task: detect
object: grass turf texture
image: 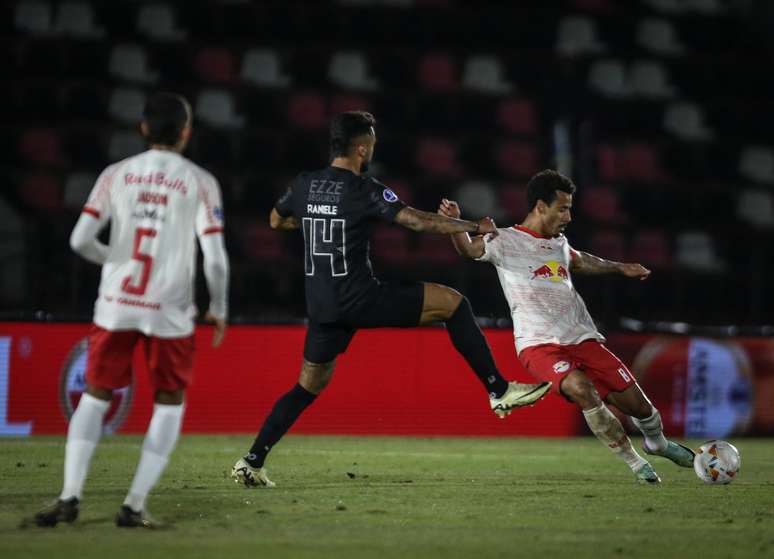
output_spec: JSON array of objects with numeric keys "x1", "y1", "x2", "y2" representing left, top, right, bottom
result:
[{"x1": 1, "y1": 436, "x2": 773, "y2": 559}]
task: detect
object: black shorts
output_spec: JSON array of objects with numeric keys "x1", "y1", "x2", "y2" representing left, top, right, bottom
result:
[{"x1": 303, "y1": 281, "x2": 424, "y2": 364}]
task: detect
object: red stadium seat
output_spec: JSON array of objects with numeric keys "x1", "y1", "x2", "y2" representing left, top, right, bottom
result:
[
  {"x1": 19, "y1": 128, "x2": 66, "y2": 167},
  {"x1": 495, "y1": 141, "x2": 539, "y2": 179},
  {"x1": 589, "y1": 230, "x2": 626, "y2": 262},
  {"x1": 287, "y1": 92, "x2": 327, "y2": 130},
  {"x1": 415, "y1": 137, "x2": 463, "y2": 178},
  {"x1": 193, "y1": 47, "x2": 237, "y2": 84},
  {"x1": 417, "y1": 52, "x2": 457, "y2": 92},
  {"x1": 596, "y1": 144, "x2": 624, "y2": 182},
  {"x1": 629, "y1": 230, "x2": 671, "y2": 269},
  {"x1": 621, "y1": 143, "x2": 667, "y2": 182},
  {"x1": 414, "y1": 235, "x2": 459, "y2": 265},
  {"x1": 371, "y1": 226, "x2": 412, "y2": 265},
  {"x1": 329, "y1": 93, "x2": 371, "y2": 115},
  {"x1": 579, "y1": 185, "x2": 626, "y2": 224},
  {"x1": 496, "y1": 98, "x2": 538, "y2": 136},
  {"x1": 242, "y1": 223, "x2": 287, "y2": 263},
  {"x1": 18, "y1": 173, "x2": 62, "y2": 212},
  {"x1": 499, "y1": 183, "x2": 529, "y2": 222}
]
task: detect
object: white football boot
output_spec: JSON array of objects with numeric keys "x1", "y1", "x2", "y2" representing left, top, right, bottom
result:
[
  {"x1": 489, "y1": 381, "x2": 552, "y2": 418},
  {"x1": 231, "y1": 457, "x2": 276, "y2": 488}
]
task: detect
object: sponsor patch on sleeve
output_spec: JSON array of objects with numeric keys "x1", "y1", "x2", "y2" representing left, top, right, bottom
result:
[{"x1": 382, "y1": 188, "x2": 398, "y2": 203}]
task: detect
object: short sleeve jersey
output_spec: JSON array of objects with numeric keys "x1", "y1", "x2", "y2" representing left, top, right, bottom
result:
[
  {"x1": 274, "y1": 166, "x2": 405, "y2": 322},
  {"x1": 83, "y1": 149, "x2": 225, "y2": 337},
  {"x1": 477, "y1": 225, "x2": 604, "y2": 354}
]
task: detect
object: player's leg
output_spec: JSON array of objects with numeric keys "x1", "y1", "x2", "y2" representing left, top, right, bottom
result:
[
  {"x1": 35, "y1": 327, "x2": 135, "y2": 527},
  {"x1": 560, "y1": 370, "x2": 658, "y2": 483},
  {"x1": 421, "y1": 282, "x2": 551, "y2": 413},
  {"x1": 240, "y1": 359, "x2": 332, "y2": 471},
  {"x1": 117, "y1": 334, "x2": 193, "y2": 527},
  {"x1": 233, "y1": 322, "x2": 352, "y2": 487},
  {"x1": 605, "y1": 384, "x2": 665, "y2": 450},
  {"x1": 576, "y1": 341, "x2": 695, "y2": 469},
  {"x1": 606, "y1": 385, "x2": 695, "y2": 468}
]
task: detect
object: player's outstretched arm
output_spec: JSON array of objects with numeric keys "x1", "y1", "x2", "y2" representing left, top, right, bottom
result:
[
  {"x1": 69, "y1": 212, "x2": 109, "y2": 265},
  {"x1": 437, "y1": 199, "x2": 486, "y2": 259},
  {"x1": 394, "y1": 206, "x2": 496, "y2": 237},
  {"x1": 572, "y1": 251, "x2": 651, "y2": 280},
  {"x1": 269, "y1": 207, "x2": 300, "y2": 230}
]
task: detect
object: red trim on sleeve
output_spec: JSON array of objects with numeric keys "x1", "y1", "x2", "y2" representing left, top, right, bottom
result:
[
  {"x1": 202, "y1": 227, "x2": 224, "y2": 235},
  {"x1": 82, "y1": 207, "x2": 101, "y2": 219},
  {"x1": 512, "y1": 225, "x2": 549, "y2": 239},
  {"x1": 570, "y1": 249, "x2": 580, "y2": 261}
]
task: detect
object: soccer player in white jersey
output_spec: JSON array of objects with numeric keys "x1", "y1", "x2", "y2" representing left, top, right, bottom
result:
[
  {"x1": 439, "y1": 169, "x2": 694, "y2": 483},
  {"x1": 34, "y1": 93, "x2": 229, "y2": 527}
]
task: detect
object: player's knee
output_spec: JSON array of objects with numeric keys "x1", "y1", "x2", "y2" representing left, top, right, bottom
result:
[
  {"x1": 155, "y1": 389, "x2": 184, "y2": 405},
  {"x1": 560, "y1": 373, "x2": 600, "y2": 408},
  {"x1": 422, "y1": 283, "x2": 463, "y2": 322},
  {"x1": 299, "y1": 360, "x2": 335, "y2": 394},
  {"x1": 86, "y1": 385, "x2": 113, "y2": 401},
  {"x1": 440, "y1": 288, "x2": 464, "y2": 319}
]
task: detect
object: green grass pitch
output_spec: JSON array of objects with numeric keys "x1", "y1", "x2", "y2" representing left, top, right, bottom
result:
[{"x1": 1, "y1": 436, "x2": 773, "y2": 559}]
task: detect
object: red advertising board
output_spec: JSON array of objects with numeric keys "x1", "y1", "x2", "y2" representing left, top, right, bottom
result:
[
  {"x1": 1, "y1": 323, "x2": 771, "y2": 438},
  {"x1": 0, "y1": 322, "x2": 580, "y2": 437}
]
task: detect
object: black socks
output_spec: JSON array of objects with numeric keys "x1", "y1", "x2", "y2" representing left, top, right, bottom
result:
[
  {"x1": 445, "y1": 297, "x2": 508, "y2": 398},
  {"x1": 245, "y1": 383, "x2": 317, "y2": 468}
]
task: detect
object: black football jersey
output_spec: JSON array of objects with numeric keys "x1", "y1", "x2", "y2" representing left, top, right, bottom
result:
[{"x1": 274, "y1": 166, "x2": 406, "y2": 322}]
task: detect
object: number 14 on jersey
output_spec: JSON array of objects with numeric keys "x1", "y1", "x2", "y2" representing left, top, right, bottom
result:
[{"x1": 302, "y1": 218, "x2": 348, "y2": 277}]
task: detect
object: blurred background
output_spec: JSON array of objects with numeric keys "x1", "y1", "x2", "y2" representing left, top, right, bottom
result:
[{"x1": 2, "y1": 0, "x2": 774, "y2": 331}]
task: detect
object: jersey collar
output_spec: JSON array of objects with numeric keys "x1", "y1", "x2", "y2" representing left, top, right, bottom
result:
[{"x1": 512, "y1": 225, "x2": 550, "y2": 239}]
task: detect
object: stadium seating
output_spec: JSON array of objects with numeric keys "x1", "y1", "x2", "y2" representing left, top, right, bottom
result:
[
  {"x1": 3, "y1": 0, "x2": 772, "y2": 324},
  {"x1": 52, "y1": 2, "x2": 104, "y2": 38},
  {"x1": 108, "y1": 88, "x2": 146, "y2": 124},
  {"x1": 241, "y1": 48, "x2": 292, "y2": 88}
]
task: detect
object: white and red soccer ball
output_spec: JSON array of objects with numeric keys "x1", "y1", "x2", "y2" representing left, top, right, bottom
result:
[{"x1": 694, "y1": 440, "x2": 741, "y2": 484}]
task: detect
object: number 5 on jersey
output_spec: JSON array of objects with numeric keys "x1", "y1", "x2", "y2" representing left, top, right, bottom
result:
[
  {"x1": 302, "y1": 218, "x2": 347, "y2": 277},
  {"x1": 121, "y1": 228, "x2": 157, "y2": 295}
]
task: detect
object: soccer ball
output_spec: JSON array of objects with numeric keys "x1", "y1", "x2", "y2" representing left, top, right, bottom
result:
[{"x1": 693, "y1": 440, "x2": 740, "y2": 484}]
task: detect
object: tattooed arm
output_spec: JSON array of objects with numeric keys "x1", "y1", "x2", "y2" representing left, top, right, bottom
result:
[
  {"x1": 394, "y1": 206, "x2": 497, "y2": 236},
  {"x1": 571, "y1": 250, "x2": 651, "y2": 280},
  {"x1": 436, "y1": 199, "x2": 486, "y2": 259}
]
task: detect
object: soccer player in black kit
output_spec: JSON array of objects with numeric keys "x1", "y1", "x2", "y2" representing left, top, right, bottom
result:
[{"x1": 232, "y1": 111, "x2": 551, "y2": 487}]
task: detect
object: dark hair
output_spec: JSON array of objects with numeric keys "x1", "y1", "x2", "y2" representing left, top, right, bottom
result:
[
  {"x1": 142, "y1": 92, "x2": 192, "y2": 146},
  {"x1": 329, "y1": 111, "x2": 376, "y2": 158},
  {"x1": 526, "y1": 169, "x2": 576, "y2": 210}
]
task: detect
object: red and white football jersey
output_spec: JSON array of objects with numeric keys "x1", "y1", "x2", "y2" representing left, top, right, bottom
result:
[
  {"x1": 477, "y1": 225, "x2": 604, "y2": 354},
  {"x1": 83, "y1": 149, "x2": 224, "y2": 337}
]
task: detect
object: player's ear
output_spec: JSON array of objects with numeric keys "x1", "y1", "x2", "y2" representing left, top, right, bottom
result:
[{"x1": 140, "y1": 121, "x2": 150, "y2": 139}]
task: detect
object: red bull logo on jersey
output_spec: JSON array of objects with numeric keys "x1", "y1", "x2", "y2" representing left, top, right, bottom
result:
[
  {"x1": 530, "y1": 261, "x2": 569, "y2": 282},
  {"x1": 124, "y1": 172, "x2": 188, "y2": 195}
]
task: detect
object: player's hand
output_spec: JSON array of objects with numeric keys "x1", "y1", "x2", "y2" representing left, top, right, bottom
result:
[
  {"x1": 477, "y1": 217, "x2": 499, "y2": 237},
  {"x1": 438, "y1": 198, "x2": 461, "y2": 219},
  {"x1": 619, "y1": 263, "x2": 651, "y2": 281},
  {"x1": 205, "y1": 311, "x2": 227, "y2": 347}
]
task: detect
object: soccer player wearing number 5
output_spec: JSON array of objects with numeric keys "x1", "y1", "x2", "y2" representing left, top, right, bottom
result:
[
  {"x1": 34, "y1": 93, "x2": 229, "y2": 527},
  {"x1": 438, "y1": 170, "x2": 695, "y2": 484},
  {"x1": 231, "y1": 111, "x2": 551, "y2": 487}
]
